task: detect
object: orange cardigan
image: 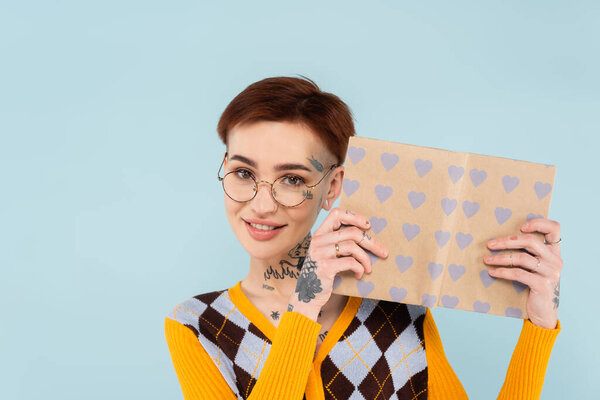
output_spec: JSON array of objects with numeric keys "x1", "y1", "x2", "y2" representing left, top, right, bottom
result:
[{"x1": 165, "y1": 283, "x2": 560, "y2": 399}]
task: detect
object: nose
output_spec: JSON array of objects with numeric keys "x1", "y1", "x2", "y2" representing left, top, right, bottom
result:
[{"x1": 251, "y1": 181, "x2": 278, "y2": 213}]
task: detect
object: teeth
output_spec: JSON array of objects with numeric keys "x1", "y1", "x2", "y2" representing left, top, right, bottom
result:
[{"x1": 249, "y1": 222, "x2": 279, "y2": 230}]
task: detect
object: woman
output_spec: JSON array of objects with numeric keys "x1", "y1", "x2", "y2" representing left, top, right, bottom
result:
[{"x1": 165, "y1": 76, "x2": 562, "y2": 400}]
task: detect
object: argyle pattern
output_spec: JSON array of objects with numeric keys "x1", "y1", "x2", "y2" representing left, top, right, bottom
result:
[{"x1": 166, "y1": 288, "x2": 428, "y2": 400}]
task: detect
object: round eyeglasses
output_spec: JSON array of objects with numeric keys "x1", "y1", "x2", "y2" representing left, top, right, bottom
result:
[{"x1": 217, "y1": 153, "x2": 339, "y2": 207}]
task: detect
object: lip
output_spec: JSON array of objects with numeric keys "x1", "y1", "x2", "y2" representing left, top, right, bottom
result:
[
  {"x1": 243, "y1": 218, "x2": 287, "y2": 227},
  {"x1": 244, "y1": 219, "x2": 286, "y2": 241}
]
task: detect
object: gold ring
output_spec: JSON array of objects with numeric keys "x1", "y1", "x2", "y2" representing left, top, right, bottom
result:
[{"x1": 335, "y1": 243, "x2": 341, "y2": 258}]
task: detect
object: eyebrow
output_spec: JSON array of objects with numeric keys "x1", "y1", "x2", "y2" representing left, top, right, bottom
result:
[{"x1": 229, "y1": 154, "x2": 313, "y2": 172}]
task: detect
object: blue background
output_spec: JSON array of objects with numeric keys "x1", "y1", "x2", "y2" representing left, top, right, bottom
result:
[{"x1": 1, "y1": 1, "x2": 598, "y2": 399}]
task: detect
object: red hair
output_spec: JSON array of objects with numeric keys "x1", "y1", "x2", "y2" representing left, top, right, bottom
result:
[{"x1": 217, "y1": 75, "x2": 355, "y2": 165}]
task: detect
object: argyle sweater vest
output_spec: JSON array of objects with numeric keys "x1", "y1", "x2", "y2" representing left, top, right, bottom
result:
[{"x1": 166, "y1": 288, "x2": 429, "y2": 400}]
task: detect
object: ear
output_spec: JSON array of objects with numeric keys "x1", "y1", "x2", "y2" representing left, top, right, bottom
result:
[{"x1": 322, "y1": 166, "x2": 344, "y2": 211}]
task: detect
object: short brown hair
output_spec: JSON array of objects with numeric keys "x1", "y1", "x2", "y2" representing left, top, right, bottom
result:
[{"x1": 217, "y1": 75, "x2": 355, "y2": 165}]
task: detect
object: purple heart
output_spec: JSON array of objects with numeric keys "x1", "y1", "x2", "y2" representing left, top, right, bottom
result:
[
  {"x1": 374, "y1": 184, "x2": 393, "y2": 203},
  {"x1": 441, "y1": 198, "x2": 457, "y2": 216},
  {"x1": 435, "y1": 230, "x2": 451, "y2": 248},
  {"x1": 333, "y1": 275, "x2": 342, "y2": 289},
  {"x1": 488, "y1": 237, "x2": 501, "y2": 255},
  {"x1": 342, "y1": 179, "x2": 360, "y2": 196},
  {"x1": 448, "y1": 264, "x2": 466, "y2": 281},
  {"x1": 428, "y1": 262, "x2": 443, "y2": 280},
  {"x1": 402, "y1": 223, "x2": 420, "y2": 241},
  {"x1": 473, "y1": 301, "x2": 491, "y2": 313},
  {"x1": 534, "y1": 182, "x2": 552, "y2": 200},
  {"x1": 414, "y1": 159, "x2": 433, "y2": 177},
  {"x1": 462, "y1": 201, "x2": 480, "y2": 218},
  {"x1": 408, "y1": 191, "x2": 426, "y2": 209},
  {"x1": 526, "y1": 213, "x2": 543, "y2": 221},
  {"x1": 356, "y1": 280, "x2": 375, "y2": 297},
  {"x1": 494, "y1": 207, "x2": 512, "y2": 225},
  {"x1": 365, "y1": 249, "x2": 379, "y2": 265},
  {"x1": 395, "y1": 255, "x2": 413, "y2": 273},
  {"x1": 505, "y1": 307, "x2": 523, "y2": 318},
  {"x1": 348, "y1": 146, "x2": 365, "y2": 164},
  {"x1": 389, "y1": 287, "x2": 408, "y2": 302},
  {"x1": 456, "y1": 232, "x2": 473, "y2": 250},
  {"x1": 447, "y1": 165, "x2": 464, "y2": 184},
  {"x1": 512, "y1": 280, "x2": 528, "y2": 294},
  {"x1": 380, "y1": 153, "x2": 399, "y2": 171},
  {"x1": 441, "y1": 295, "x2": 459, "y2": 308},
  {"x1": 421, "y1": 293, "x2": 437, "y2": 307},
  {"x1": 369, "y1": 217, "x2": 387, "y2": 234},
  {"x1": 480, "y1": 270, "x2": 496, "y2": 288},
  {"x1": 502, "y1": 175, "x2": 520, "y2": 194},
  {"x1": 469, "y1": 169, "x2": 487, "y2": 187}
]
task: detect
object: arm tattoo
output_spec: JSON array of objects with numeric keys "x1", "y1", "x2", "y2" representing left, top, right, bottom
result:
[
  {"x1": 552, "y1": 280, "x2": 560, "y2": 309},
  {"x1": 318, "y1": 331, "x2": 328, "y2": 341},
  {"x1": 295, "y1": 254, "x2": 323, "y2": 303},
  {"x1": 307, "y1": 155, "x2": 324, "y2": 172}
]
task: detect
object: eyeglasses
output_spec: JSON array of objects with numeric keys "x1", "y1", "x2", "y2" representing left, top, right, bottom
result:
[{"x1": 217, "y1": 152, "x2": 338, "y2": 207}]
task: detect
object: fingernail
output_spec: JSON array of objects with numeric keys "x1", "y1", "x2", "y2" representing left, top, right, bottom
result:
[
  {"x1": 488, "y1": 240, "x2": 496, "y2": 246},
  {"x1": 522, "y1": 223, "x2": 529, "y2": 230},
  {"x1": 365, "y1": 220, "x2": 370, "y2": 226}
]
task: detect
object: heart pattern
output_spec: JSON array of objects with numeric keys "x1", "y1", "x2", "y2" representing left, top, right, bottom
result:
[
  {"x1": 408, "y1": 191, "x2": 426, "y2": 209},
  {"x1": 369, "y1": 217, "x2": 387, "y2": 234},
  {"x1": 469, "y1": 168, "x2": 487, "y2": 187},
  {"x1": 338, "y1": 145, "x2": 554, "y2": 320},
  {"x1": 502, "y1": 175, "x2": 520, "y2": 193},
  {"x1": 448, "y1": 165, "x2": 464, "y2": 184},
  {"x1": 395, "y1": 255, "x2": 413, "y2": 273},
  {"x1": 414, "y1": 159, "x2": 433, "y2": 177},
  {"x1": 441, "y1": 198, "x2": 457, "y2": 215},
  {"x1": 462, "y1": 201, "x2": 480, "y2": 218},
  {"x1": 348, "y1": 146, "x2": 366, "y2": 164},
  {"x1": 380, "y1": 153, "x2": 399, "y2": 171},
  {"x1": 374, "y1": 184, "x2": 393, "y2": 203},
  {"x1": 389, "y1": 286, "x2": 408, "y2": 302},
  {"x1": 342, "y1": 179, "x2": 360, "y2": 196},
  {"x1": 402, "y1": 223, "x2": 421, "y2": 241}
]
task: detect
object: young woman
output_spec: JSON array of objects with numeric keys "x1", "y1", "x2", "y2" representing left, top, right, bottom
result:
[{"x1": 165, "y1": 76, "x2": 562, "y2": 400}]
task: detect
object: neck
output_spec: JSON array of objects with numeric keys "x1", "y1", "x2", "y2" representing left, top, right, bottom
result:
[{"x1": 241, "y1": 232, "x2": 311, "y2": 302}]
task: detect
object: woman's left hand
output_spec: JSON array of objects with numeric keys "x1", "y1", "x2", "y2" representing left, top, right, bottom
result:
[{"x1": 483, "y1": 217, "x2": 562, "y2": 329}]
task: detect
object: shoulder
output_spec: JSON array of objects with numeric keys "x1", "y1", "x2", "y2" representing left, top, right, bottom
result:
[{"x1": 165, "y1": 288, "x2": 232, "y2": 335}]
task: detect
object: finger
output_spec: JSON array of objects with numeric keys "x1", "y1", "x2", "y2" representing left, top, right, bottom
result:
[
  {"x1": 484, "y1": 251, "x2": 551, "y2": 277},
  {"x1": 331, "y1": 239, "x2": 373, "y2": 274},
  {"x1": 521, "y1": 217, "x2": 561, "y2": 257},
  {"x1": 487, "y1": 233, "x2": 551, "y2": 258},
  {"x1": 488, "y1": 265, "x2": 542, "y2": 292},
  {"x1": 330, "y1": 256, "x2": 366, "y2": 280},
  {"x1": 315, "y1": 207, "x2": 370, "y2": 235},
  {"x1": 326, "y1": 225, "x2": 388, "y2": 258}
]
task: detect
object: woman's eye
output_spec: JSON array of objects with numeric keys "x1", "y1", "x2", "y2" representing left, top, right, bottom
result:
[
  {"x1": 235, "y1": 169, "x2": 254, "y2": 180},
  {"x1": 282, "y1": 175, "x2": 305, "y2": 186}
]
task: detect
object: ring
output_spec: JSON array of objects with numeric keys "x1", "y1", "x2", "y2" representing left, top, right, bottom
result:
[
  {"x1": 335, "y1": 242, "x2": 341, "y2": 258},
  {"x1": 509, "y1": 252, "x2": 513, "y2": 267},
  {"x1": 545, "y1": 237, "x2": 562, "y2": 245},
  {"x1": 534, "y1": 256, "x2": 541, "y2": 272}
]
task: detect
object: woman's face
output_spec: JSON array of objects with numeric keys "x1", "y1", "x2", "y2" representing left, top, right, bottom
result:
[{"x1": 223, "y1": 120, "x2": 342, "y2": 262}]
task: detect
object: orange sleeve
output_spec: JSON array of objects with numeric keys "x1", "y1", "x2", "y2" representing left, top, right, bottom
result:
[
  {"x1": 165, "y1": 310, "x2": 322, "y2": 400},
  {"x1": 497, "y1": 318, "x2": 561, "y2": 399},
  {"x1": 423, "y1": 309, "x2": 561, "y2": 400}
]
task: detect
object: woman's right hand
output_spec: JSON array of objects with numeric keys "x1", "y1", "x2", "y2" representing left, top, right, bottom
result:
[{"x1": 287, "y1": 208, "x2": 389, "y2": 319}]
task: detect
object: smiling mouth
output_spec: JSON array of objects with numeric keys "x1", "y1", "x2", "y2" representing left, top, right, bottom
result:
[{"x1": 245, "y1": 221, "x2": 286, "y2": 231}]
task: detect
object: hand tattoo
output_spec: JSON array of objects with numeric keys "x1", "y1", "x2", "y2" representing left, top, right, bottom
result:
[{"x1": 295, "y1": 254, "x2": 323, "y2": 303}]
